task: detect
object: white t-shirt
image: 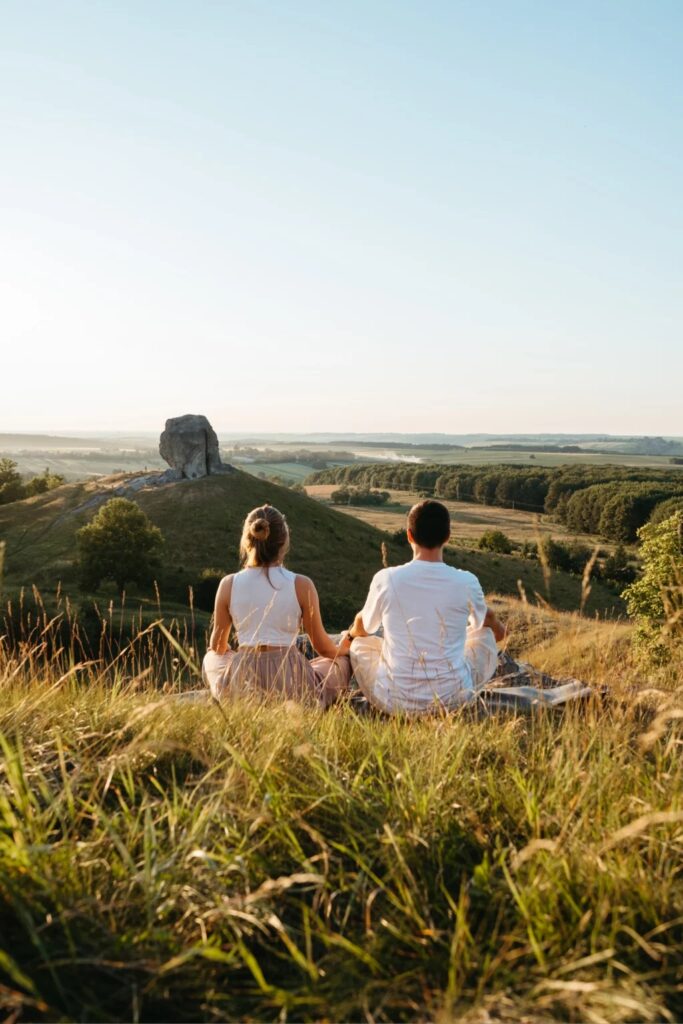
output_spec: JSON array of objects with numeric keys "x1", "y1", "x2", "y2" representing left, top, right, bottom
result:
[{"x1": 360, "y1": 559, "x2": 487, "y2": 711}]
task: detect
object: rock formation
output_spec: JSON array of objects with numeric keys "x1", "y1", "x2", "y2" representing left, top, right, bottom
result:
[{"x1": 159, "y1": 414, "x2": 231, "y2": 479}]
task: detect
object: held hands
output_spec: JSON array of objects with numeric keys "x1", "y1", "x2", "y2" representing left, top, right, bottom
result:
[{"x1": 336, "y1": 630, "x2": 353, "y2": 656}]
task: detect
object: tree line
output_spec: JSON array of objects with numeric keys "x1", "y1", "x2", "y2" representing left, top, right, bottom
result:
[{"x1": 308, "y1": 463, "x2": 683, "y2": 542}]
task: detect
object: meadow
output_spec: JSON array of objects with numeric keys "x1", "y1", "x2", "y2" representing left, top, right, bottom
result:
[
  {"x1": 1, "y1": 599, "x2": 682, "y2": 1022},
  {"x1": 0, "y1": 460, "x2": 680, "y2": 1020},
  {"x1": 306, "y1": 485, "x2": 608, "y2": 547}
]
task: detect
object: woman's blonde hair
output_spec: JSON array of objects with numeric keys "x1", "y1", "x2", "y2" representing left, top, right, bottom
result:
[{"x1": 239, "y1": 505, "x2": 289, "y2": 569}]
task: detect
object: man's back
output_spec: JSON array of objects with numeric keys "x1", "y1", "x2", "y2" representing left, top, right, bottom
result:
[{"x1": 359, "y1": 559, "x2": 487, "y2": 711}]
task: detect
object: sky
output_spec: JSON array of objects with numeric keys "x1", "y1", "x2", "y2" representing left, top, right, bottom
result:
[{"x1": 1, "y1": 0, "x2": 681, "y2": 435}]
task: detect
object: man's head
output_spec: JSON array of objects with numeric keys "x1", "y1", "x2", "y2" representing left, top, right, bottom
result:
[{"x1": 406, "y1": 499, "x2": 451, "y2": 550}]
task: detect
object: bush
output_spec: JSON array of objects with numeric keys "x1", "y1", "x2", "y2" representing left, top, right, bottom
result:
[
  {"x1": 538, "y1": 536, "x2": 572, "y2": 572},
  {"x1": 77, "y1": 498, "x2": 164, "y2": 595},
  {"x1": 478, "y1": 529, "x2": 513, "y2": 554},
  {"x1": 623, "y1": 512, "x2": 683, "y2": 664},
  {"x1": 330, "y1": 487, "x2": 390, "y2": 507},
  {"x1": 24, "y1": 467, "x2": 66, "y2": 497},
  {"x1": 193, "y1": 568, "x2": 225, "y2": 612},
  {"x1": 601, "y1": 543, "x2": 636, "y2": 587}
]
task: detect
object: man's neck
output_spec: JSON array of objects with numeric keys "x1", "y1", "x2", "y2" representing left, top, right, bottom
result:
[{"x1": 411, "y1": 545, "x2": 444, "y2": 563}]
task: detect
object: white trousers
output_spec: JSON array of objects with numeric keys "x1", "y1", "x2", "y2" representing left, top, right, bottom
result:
[{"x1": 350, "y1": 626, "x2": 499, "y2": 713}]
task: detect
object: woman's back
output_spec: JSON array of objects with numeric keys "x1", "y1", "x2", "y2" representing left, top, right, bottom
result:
[{"x1": 230, "y1": 566, "x2": 301, "y2": 647}]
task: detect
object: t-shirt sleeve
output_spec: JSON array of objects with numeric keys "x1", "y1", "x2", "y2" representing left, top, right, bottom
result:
[
  {"x1": 360, "y1": 571, "x2": 385, "y2": 634},
  {"x1": 467, "y1": 575, "x2": 487, "y2": 630}
]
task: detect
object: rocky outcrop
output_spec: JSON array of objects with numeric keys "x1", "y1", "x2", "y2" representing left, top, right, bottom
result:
[{"x1": 159, "y1": 414, "x2": 231, "y2": 479}]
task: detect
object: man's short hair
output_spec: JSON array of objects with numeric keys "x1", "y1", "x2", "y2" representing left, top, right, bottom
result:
[{"x1": 407, "y1": 499, "x2": 451, "y2": 549}]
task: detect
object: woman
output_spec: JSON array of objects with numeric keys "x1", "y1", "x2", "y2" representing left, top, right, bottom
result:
[{"x1": 202, "y1": 504, "x2": 352, "y2": 705}]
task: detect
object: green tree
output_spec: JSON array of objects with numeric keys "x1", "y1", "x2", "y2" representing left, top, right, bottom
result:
[
  {"x1": 77, "y1": 498, "x2": 163, "y2": 595},
  {"x1": 622, "y1": 512, "x2": 683, "y2": 664},
  {"x1": 0, "y1": 458, "x2": 24, "y2": 505},
  {"x1": 478, "y1": 529, "x2": 513, "y2": 554}
]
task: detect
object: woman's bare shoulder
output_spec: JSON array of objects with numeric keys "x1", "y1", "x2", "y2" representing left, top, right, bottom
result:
[
  {"x1": 294, "y1": 574, "x2": 317, "y2": 599},
  {"x1": 217, "y1": 573, "x2": 236, "y2": 596}
]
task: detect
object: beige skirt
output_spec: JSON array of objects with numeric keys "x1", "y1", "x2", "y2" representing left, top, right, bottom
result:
[{"x1": 202, "y1": 646, "x2": 351, "y2": 707}]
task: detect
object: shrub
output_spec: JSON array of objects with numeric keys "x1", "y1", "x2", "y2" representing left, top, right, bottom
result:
[
  {"x1": 538, "y1": 536, "x2": 572, "y2": 572},
  {"x1": 194, "y1": 568, "x2": 225, "y2": 612},
  {"x1": 478, "y1": 529, "x2": 513, "y2": 554},
  {"x1": 24, "y1": 467, "x2": 66, "y2": 496},
  {"x1": 330, "y1": 487, "x2": 390, "y2": 507},
  {"x1": 77, "y1": 498, "x2": 164, "y2": 595},
  {"x1": 622, "y1": 512, "x2": 683, "y2": 664},
  {"x1": 390, "y1": 528, "x2": 409, "y2": 546},
  {"x1": 601, "y1": 543, "x2": 636, "y2": 586}
]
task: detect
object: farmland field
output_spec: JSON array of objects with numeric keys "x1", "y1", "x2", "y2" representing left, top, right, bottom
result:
[{"x1": 306, "y1": 484, "x2": 613, "y2": 550}]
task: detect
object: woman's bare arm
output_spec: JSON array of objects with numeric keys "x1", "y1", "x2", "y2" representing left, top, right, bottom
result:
[
  {"x1": 295, "y1": 575, "x2": 351, "y2": 659},
  {"x1": 209, "y1": 575, "x2": 234, "y2": 653}
]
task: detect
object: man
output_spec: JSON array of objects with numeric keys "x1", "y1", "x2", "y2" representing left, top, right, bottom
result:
[{"x1": 347, "y1": 499, "x2": 505, "y2": 713}]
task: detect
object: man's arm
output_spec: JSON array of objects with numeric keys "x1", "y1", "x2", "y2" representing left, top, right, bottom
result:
[
  {"x1": 348, "y1": 611, "x2": 369, "y2": 638},
  {"x1": 484, "y1": 607, "x2": 506, "y2": 643}
]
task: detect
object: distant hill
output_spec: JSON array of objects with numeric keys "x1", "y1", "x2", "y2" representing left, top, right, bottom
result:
[
  {"x1": 0, "y1": 432, "x2": 111, "y2": 450},
  {"x1": 0, "y1": 468, "x2": 623, "y2": 623}
]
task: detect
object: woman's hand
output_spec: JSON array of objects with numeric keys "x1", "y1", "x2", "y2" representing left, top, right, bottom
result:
[
  {"x1": 336, "y1": 631, "x2": 353, "y2": 656},
  {"x1": 295, "y1": 575, "x2": 350, "y2": 659}
]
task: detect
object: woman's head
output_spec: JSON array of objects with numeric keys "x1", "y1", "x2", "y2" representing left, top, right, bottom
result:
[{"x1": 240, "y1": 505, "x2": 289, "y2": 567}]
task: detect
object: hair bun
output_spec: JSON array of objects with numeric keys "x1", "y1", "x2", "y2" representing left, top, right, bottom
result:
[{"x1": 249, "y1": 517, "x2": 271, "y2": 541}]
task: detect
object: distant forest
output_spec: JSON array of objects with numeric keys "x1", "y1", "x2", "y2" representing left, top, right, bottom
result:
[{"x1": 308, "y1": 463, "x2": 683, "y2": 542}]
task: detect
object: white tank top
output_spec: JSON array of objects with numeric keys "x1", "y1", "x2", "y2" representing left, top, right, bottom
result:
[{"x1": 229, "y1": 567, "x2": 301, "y2": 647}]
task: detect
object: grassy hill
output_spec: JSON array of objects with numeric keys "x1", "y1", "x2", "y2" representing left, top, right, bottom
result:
[
  {"x1": 0, "y1": 604, "x2": 681, "y2": 1022},
  {"x1": 0, "y1": 471, "x2": 407, "y2": 627},
  {"x1": 0, "y1": 469, "x2": 623, "y2": 628}
]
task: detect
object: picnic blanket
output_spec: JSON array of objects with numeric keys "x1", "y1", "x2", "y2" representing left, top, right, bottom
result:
[{"x1": 345, "y1": 647, "x2": 596, "y2": 717}]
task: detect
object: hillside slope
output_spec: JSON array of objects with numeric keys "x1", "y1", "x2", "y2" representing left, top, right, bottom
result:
[
  {"x1": 0, "y1": 471, "x2": 407, "y2": 625},
  {"x1": 0, "y1": 469, "x2": 623, "y2": 624}
]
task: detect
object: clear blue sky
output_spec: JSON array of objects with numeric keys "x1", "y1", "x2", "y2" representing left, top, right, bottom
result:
[{"x1": 2, "y1": 0, "x2": 681, "y2": 434}]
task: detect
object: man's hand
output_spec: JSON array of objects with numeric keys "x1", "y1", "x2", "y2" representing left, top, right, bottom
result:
[
  {"x1": 348, "y1": 612, "x2": 368, "y2": 639},
  {"x1": 484, "y1": 607, "x2": 506, "y2": 643}
]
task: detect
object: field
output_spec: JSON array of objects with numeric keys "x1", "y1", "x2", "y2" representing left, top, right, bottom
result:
[
  {"x1": 5, "y1": 434, "x2": 683, "y2": 486},
  {"x1": 1, "y1": 602, "x2": 682, "y2": 1022},
  {"x1": 306, "y1": 485, "x2": 609, "y2": 548}
]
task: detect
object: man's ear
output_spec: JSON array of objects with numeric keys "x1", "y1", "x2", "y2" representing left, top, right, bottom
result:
[{"x1": 407, "y1": 527, "x2": 415, "y2": 545}]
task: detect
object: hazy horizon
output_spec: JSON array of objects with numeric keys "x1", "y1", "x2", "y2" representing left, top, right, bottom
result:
[
  {"x1": 3, "y1": 427, "x2": 683, "y2": 444},
  {"x1": 3, "y1": 1, "x2": 681, "y2": 435}
]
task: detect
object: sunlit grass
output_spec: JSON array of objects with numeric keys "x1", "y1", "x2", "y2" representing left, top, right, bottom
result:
[{"x1": 1, "y1": 601, "x2": 682, "y2": 1022}]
